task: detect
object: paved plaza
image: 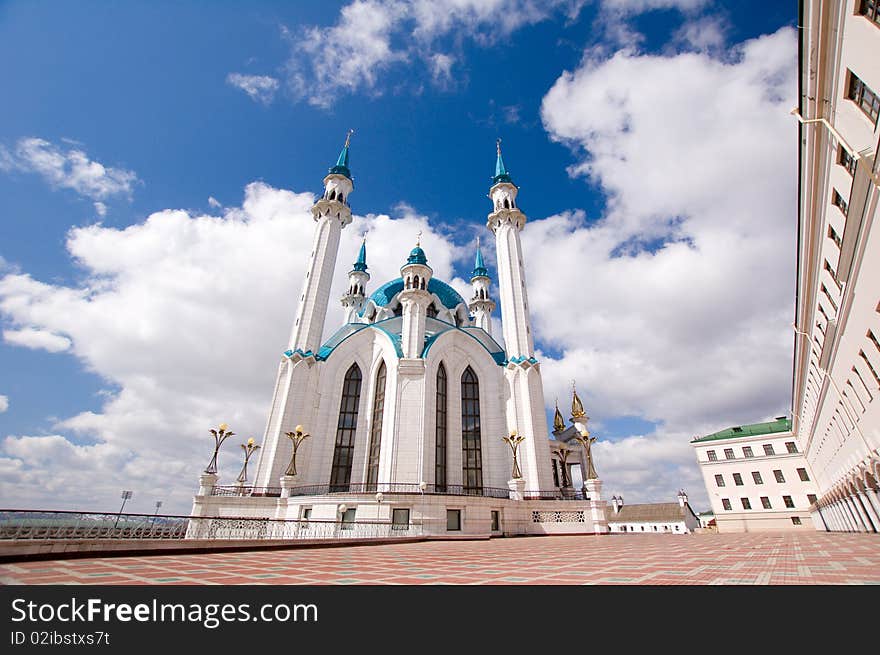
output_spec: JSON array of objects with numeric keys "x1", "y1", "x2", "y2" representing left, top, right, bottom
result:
[{"x1": 1, "y1": 532, "x2": 878, "y2": 585}]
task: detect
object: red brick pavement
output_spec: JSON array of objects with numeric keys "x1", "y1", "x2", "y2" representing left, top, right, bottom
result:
[{"x1": 1, "y1": 532, "x2": 878, "y2": 585}]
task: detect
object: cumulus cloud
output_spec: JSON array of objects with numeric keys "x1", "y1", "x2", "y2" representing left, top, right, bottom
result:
[
  {"x1": 226, "y1": 73, "x2": 280, "y2": 105},
  {"x1": 0, "y1": 182, "x2": 467, "y2": 512},
  {"x1": 531, "y1": 26, "x2": 798, "y2": 507},
  {"x1": 0, "y1": 137, "x2": 138, "y2": 202},
  {"x1": 0, "y1": 395, "x2": 8, "y2": 413}
]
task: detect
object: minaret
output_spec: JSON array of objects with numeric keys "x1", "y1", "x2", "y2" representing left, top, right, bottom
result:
[
  {"x1": 287, "y1": 130, "x2": 354, "y2": 354},
  {"x1": 398, "y1": 235, "x2": 433, "y2": 358},
  {"x1": 488, "y1": 139, "x2": 534, "y2": 359},
  {"x1": 468, "y1": 237, "x2": 495, "y2": 335},
  {"x1": 488, "y1": 139, "x2": 554, "y2": 492},
  {"x1": 341, "y1": 237, "x2": 369, "y2": 324}
]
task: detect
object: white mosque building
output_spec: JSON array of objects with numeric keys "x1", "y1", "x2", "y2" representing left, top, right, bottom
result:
[{"x1": 189, "y1": 136, "x2": 610, "y2": 538}]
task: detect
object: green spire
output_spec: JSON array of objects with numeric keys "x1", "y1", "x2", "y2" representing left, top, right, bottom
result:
[
  {"x1": 471, "y1": 237, "x2": 489, "y2": 279},
  {"x1": 328, "y1": 129, "x2": 354, "y2": 179},
  {"x1": 492, "y1": 137, "x2": 514, "y2": 185},
  {"x1": 353, "y1": 236, "x2": 368, "y2": 272}
]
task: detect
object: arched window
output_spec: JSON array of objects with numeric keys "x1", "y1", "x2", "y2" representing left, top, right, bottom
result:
[
  {"x1": 420, "y1": 278, "x2": 426, "y2": 290},
  {"x1": 503, "y1": 198, "x2": 510, "y2": 209},
  {"x1": 366, "y1": 361, "x2": 386, "y2": 488},
  {"x1": 338, "y1": 193, "x2": 344, "y2": 203},
  {"x1": 426, "y1": 304, "x2": 438, "y2": 318},
  {"x1": 435, "y1": 363, "x2": 448, "y2": 492},
  {"x1": 406, "y1": 277, "x2": 411, "y2": 289},
  {"x1": 329, "y1": 189, "x2": 336, "y2": 200},
  {"x1": 461, "y1": 366, "x2": 483, "y2": 493},
  {"x1": 329, "y1": 364, "x2": 362, "y2": 491},
  {"x1": 413, "y1": 275, "x2": 420, "y2": 289}
]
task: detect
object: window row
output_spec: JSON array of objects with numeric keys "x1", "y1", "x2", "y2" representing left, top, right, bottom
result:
[
  {"x1": 706, "y1": 441, "x2": 798, "y2": 461},
  {"x1": 714, "y1": 468, "x2": 810, "y2": 487},
  {"x1": 720, "y1": 494, "x2": 817, "y2": 511},
  {"x1": 860, "y1": 0, "x2": 880, "y2": 27},
  {"x1": 847, "y1": 70, "x2": 880, "y2": 125}
]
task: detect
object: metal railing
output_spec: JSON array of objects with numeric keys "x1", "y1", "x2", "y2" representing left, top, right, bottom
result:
[
  {"x1": 0, "y1": 509, "x2": 421, "y2": 542},
  {"x1": 210, "y1": 482, "x2": 513, "y2": 499}
]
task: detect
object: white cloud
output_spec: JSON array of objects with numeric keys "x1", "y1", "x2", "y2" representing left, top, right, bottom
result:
[
  {"x1": 0, "y1": 395, "x2": 8, "y2": 413},
  {"x1": 3, "y1": 328, "x2": 72, "y2": 353},
  {"x1": 533, "y1": 26, "x2": 798, "y2": 507},
  {"x1": 208, "y1": 196, "x2": 222, "y2": 208},
  {"x1": 671, "y1": 15, "x2": 727, "y2": 53},
  {"x1": 226, "y1": 73, "x2": 280, "y2": 105},
  {"x1": 0, "y1": 182, "x2": 466, "y2": 513},
  {"x1": 94, "y1": 201, "x2": 107, "y2": 217},
  {"x1": 0, "y1": 137, "x2": 139, "y2": 202}
]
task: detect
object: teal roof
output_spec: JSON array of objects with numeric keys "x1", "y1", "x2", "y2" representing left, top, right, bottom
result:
[
  {"x1": 405, "y1": 246, "x2": 428, "y2": 266},
  {"x1": 493, "y1": 148, "x2": 515, "y2": 186},
  {"x1": 692, "y1": 417, "x2": 792, "y2": 443},
  {"x1": 352, "y1": 240, "x2": 367, "y2": 272},
  {"x1": 365, "y1": 277, "x2": 465, "y2": 312},
  {"x1": 328, "y1": 141, "x2": 351, "y2": 179},
  {"x1": 471, "y1": 243, "x2": 489, "y2": 278}
]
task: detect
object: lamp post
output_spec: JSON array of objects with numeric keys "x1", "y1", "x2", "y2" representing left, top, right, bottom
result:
[
  {"x1": 502, "y1": 430, "x2": 525, "y2": 480},
  {"x1": 283, "y1": 426, "x2": 311, "y2": 477},
  {"x1": 151, "y1": 501, "x2": 162, "y2": 529},
  {"x1": 113, "y1": 490, "x2": 133, "y2": 530},
  {"x1": 375, "y1": 492, "x2": 384, "y2": 536},
  {"x1": 205, "y1": 423, "x2": 234, "y2": 474},
  {"x1": 236, "y1": 438, "x2": 261, "y2": 485}
]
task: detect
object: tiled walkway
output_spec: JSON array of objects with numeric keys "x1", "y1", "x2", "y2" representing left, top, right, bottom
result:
[{"x1": 1, "y1": 532, "x2": 878, "y2": 585}]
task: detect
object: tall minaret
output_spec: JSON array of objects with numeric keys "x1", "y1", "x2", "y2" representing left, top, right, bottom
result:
[
  {"x1": 341, "y1": 237, "x2": 369, "y2": 324},
  {"x1": 468, "y1": 237, "x2": 495, "y2": 335},
  {"x1": 488, "y1": 139, "x2": 534, "y2": 359},
  {"x1": 398, "y1": 235, "x2": 433, "y2": 358},
  {"x1": 287, "y1": 130, "x2": 354, "y2": 354},
  {"x1": 488, "y1": 139, "x2": 554, "y2": 492}
]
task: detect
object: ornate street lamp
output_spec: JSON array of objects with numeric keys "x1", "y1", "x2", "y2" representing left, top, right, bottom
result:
[
  {"x1": 113, "y1": 490, "x2": 133, "y2": 530},
  {"x1": 236, "y1": 438, "x2": 261, "y2": 484},
  {"x1": 573, "y1": 428, "x2": 599, "y2": 480},
  {"x1": 205, "y1": 423, "x2": 234, "y2": 474},
  {"x1": 552, "y1": 446, "x2": 572, "y2": 487},
  {"x1": 283, "y1": 425, "x2": 311, "y2": 477},
  {"x1": 502, "y1": 430, "x2": 525, "y2": 480}
]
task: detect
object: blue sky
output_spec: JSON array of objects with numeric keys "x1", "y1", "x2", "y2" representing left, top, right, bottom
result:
[{"x1": 0, "y1": 1, "x2": 799, "y2": 512}]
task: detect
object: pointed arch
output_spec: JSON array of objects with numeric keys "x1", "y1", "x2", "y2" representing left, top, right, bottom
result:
[
  {"x1": 329, "y1": 363, "x2": 362, "y2": 491},
  {"x1": 435, "y1": 362, "x2": 448, "y2": 492},
  {"x1": 461, "y1": 365, "x2": 483, "y2": 492},
  {"x1": 366, "y1": 360, "x2": 387, "y2": 487},
  {"x1": 329, "y1": 189, "x2": 336, "y2": 200}
]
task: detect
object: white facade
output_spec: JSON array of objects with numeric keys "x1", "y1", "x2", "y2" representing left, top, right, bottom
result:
[
  {"x1": 793, "y1": 0, "x2": 880, "y2": 532},
  {"x1": 605, "y1": 492, "x2": 701, "y2": 534},
  {"x1": 190, "y1": 139, "x2": 609, "y2": 538},
  {"x1": 692, "y1": 420, "x2": 820, "y2": 533}
]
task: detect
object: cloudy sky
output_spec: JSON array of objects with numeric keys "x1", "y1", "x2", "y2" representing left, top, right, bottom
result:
[{"x1": 0, "y1": 0, "x2": 798, "y2": 513}]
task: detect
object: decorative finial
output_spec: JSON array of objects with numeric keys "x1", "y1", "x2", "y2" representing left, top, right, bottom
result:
[
  {"x1": 476, "y1": 235, "x2": 480, "y2": 249},
  {"x1": 344, "y1": 128, "x2": 354, "y2": 148},
  {"x1": 496, "y1": 137, "x2": 502, "y2": 156},
  {"x1": 416, "y1": 230, "x2": 422, "y2": 247}
]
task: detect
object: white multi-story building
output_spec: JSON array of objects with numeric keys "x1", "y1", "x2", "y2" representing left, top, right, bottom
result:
[
  {"x1": 792, "y1": 0, "x2": 880, "y2": 532},
  {"x1": 189, "y1": 138, "x2": 610, "y2": 538},
  {"x1": 692, "y1": 418, "x2": 819, "y2": 533}
]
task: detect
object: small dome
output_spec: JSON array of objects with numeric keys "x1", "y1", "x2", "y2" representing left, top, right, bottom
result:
[{"x1": 406, "y1": 246, "x2": 428, "y2": 265}]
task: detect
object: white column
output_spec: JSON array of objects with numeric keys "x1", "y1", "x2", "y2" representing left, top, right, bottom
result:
[
  {"x1": 843, "y1": 497, "x2": 865, "y2": 532},
  {"x1": 857, "y1": 492, "x2": 879, "y2": 532},
  {"x1": 863, "y1": 487, "x2": 880, "y2": 529},
  {"x1": 852, "y1": 493, "x2": 876, "y2": 532}
]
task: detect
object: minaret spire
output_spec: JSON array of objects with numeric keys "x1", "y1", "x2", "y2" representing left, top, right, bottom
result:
[
  {"x1": 329, "y1": 129, "x2": 354, "y2": 179},
  {"x1": 468, "y1": 236, "x2": 494, "y2": 334},
  {"x1": 493, "y1": 137, "x2": 514, "y2": 185}
]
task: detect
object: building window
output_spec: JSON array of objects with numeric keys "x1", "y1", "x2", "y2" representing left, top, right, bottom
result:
[
  {"x1": 435, "y1": 363, "x2": 448, "y2": 492},
  {"x1": 839, "y1": 145, "x2": 857, "y2": 175},
  {"x1": 461, "y1": 366, "x2": 483, "y2": 493},
  {"x1": 763, "y1": 444, "x2": 775, "y2": 456},
  {"x1": 724, "y1": 448, "x2": 735, "y2": 460},
  {"x1": 366, "y1": 361, "x2": 387, "y2": 487},
  {"x1": 741, "y1": 498, "x2": 752, "y2": 510},
  {"x1": 832, "y1": 189, "x2": 849, "y2": 215},
  {"x1": 797, "y1": 468, "x2": 810, "y2": 482},
  {"x1": 733, "y1": 473, "x2": 744, "y2": 486},
  {"x1": 783, "y1": 495, "x2": 795, "y2": 509},
  {"x1": 392, "y1": 508, "x2": 410, "y2": 531},
  {"x1": 552, "y1": 459, "x2": 560, "y2": 487},
  {"x1": 828, "y1": 224, "x2": 842, "y2": 248},
  {"x1": 491, "y1": 510, "x2": 500, "y2": 532},
  {"x1": 707, "y1": 450, "x2": 717, "y2": 461},
  {"x1": 721, "y1": 498, "x2": 732, "y2": 511},
  {"x1": 859, "y1": 349, "x2": 880, "y2": 387},
  {"x1": 715, "y1": 474, "x2": 725, "y2": 487},
  {"x1": 791, "y1": 516, "x2": 802, "y2": 525},
  {"x1": 774, "y1": 469, "x2": 786, "y2": 483},
  {"x1": 301, "y1": 507, "x2": 312, "y2": 521},
  {"x1": 869, "y1": 330, "x2": 880, "y2": 354},
  {"x1": 329, "y1": 364, "x2": 363, "y2": 491},
  {"x1": 785, "y1": 441, "x2": 798, "y2": 454},
  {"x1": 848, "y1": 71, "x2": 880, "y2": 124},
  {"x1": 742, "y1": 446, "x2": 754, "y2": 458},
  {"x1": 860, "y1": 0, "x2": 880, "y2": 27},
  {"x1": 761, "y1": 496, "x2": 772, "y2": 509},
  {"x1": 752, "y1": 471, "x2": 763, "y2": 485},
  {"x1": 340, "y1": 507, "x2": 356, "y2": 530},
  {"x1": 808, "y1": 494, "x2": 818, "y2": 505},
  {"x1": 821, "y1": 284, "x2": 839, "y2": 312},
  {"x1": 446, "y1": 509, "x2": 462, "y2": 531}
]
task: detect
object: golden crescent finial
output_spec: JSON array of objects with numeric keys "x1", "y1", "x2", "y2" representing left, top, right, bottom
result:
[
  {"x1": 344, "y1": 128, "x2": 354, "y2": 148},
  {"x1": 416, "y1": 230, "x2": 422, "y2": 247},
  {"x1": 496, "y1": 137, "x2": 502, "y2": 156}
]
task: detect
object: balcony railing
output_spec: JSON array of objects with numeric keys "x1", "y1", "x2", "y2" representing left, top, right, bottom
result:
[{"x1": 209, "y1": 482, "x2": 512, "y2": 499}]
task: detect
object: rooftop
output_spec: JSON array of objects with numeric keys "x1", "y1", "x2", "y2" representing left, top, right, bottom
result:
[{"x1": 692, "y1": 417, "x2": 791, "y2": 443}]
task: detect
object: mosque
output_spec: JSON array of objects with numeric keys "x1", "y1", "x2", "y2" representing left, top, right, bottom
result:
[{"x1": 189, "y1": 135, "x2": 611, "y2": 537}]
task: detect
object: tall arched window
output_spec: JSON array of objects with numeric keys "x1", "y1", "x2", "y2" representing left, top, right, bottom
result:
[
  {"x1": 329, "y1": 363, "x2": 362, "y2": 492},
  {"x1": 366, "y1": 361, "x2": 387, "y2": 488},
  {"x1": 461, "y1": 366, "x2": 483, "y2": 493},
  {"x1": 435, "y1": 363, "x2": 448, "y2": 492}
]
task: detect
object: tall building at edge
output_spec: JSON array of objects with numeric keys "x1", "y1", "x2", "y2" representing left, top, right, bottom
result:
[
  {"x1": 793, "y1": 0, "x2": 880, "y2": 532},
  {"x1": 188, "y1": 138, "x2": 613, "y2": 538}
]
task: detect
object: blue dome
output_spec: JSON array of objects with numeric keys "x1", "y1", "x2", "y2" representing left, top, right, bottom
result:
[
  {"x1": 406, "y1": 246, "x2": 428, "y2": 265},
  {"x1": 367, "y1": 277, "x2": 465, "y2": 312}
]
